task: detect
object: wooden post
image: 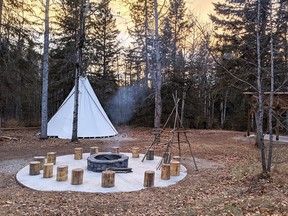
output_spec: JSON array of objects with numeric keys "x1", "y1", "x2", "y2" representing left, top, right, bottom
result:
[
  {"x1": 29, "y1": 161, "x2": 40, "y2": 175},
  {"x1": 33, "y1": 156, "x2": 45, "y2": 170},
  {"x1": 56, "y1": 165, "x2": 68, "y2": 181},
  {"x1": 101, "y1": 170, "x2": 115, "y2": 188},
  {"x1": 43, "y1": 163, "x2": 54, "y2": 178},
  {"x1": 146, "y1": 149, "x2": 154, "y2": 160},
  {"x1": 161, "y1": 163, "x2": 170, "y2": 180},
  {"x1": 170, "y1": 160, "x2": 180, "y2": 176},
  {"x1": 47, "y1": 152, "x2": 56, "y2": 165},
  {"x1": 131, "y1": 147, "x2": 139, "y2": 158},
  {"x1": 71, "y1": 168, "x2": 84, "y2": 185},
  {"x1": 90, "y1": 146, "x2": 98, "y2": 155},
  {"x1": 111, "y1": 147, "x2": 120, "y2": 154},
  {"x1": 143, "y1": 170, "x2": 155, "y2": 187},
  {"x1": 172, "y1": 156, "x2": 181, "y2": 162},
  {"x1": 74, "y1": 148, "x2": 83, "y2": 160}
]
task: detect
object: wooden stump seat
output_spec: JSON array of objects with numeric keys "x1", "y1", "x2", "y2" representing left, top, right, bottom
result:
[
  {"x1": 47, "y1": 152, "x2": 56, "y2": 165},
  {"x1": 56, "y1": 165, "x2": 68, "y2": 181},
  {"x1": 161, "y1": 163, "x2": 170, "y2": 180},
  {"x1": 131, "y1": 147, "x2": 139, "y2": 158},
  {"x1": 33, "y1": 156, "x2": 45, "y2": 170},
  {"x1": 74, "y1": 148, "x2": 83, "y2": 160},
  {"x1": 90, "y1": 146, "x2": 99, "y2": 155},
  {"x1": 101, "y1": 170, "x2": 115, "y2": 188},
  {"x1": 146, "y1": 149, "x2": 154, "y2": 160},
  {"x1": 170, "y1": 160, "x2": 181, "y2": 176},
  {"x1": 71, "y1": 168, "x2": 84, "y2": 185},
  {"x1": 43, "y1": 163, "x2": 54, "y2": 178},
  {"x1": 143, "y1": 170, "x2": 155, "y2": 187},
  {"x1": 111, "y1": 147, "x2": 120, "y2": 154},
  {"x1": 29, "y1": 161, "x2": 40, "y2": 175}
]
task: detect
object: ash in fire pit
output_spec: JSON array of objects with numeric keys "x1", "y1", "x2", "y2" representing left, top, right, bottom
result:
[{"x1": 87, "y1": 153, "x2": 129, "y2": 172}]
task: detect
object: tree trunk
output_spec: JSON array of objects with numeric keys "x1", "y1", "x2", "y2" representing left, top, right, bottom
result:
[
  {"x1": 0, "y1": 0, "x2": 3, "y2": 39},
  {"x1": 71, "y1": 0, "x2": 90, "y2": 142},
  {"x1": 153, "y1": 0, "x2": 162, "y2": 129},
  {"x1": 40, "y1": 0, "x2": 50, "y2": 139},
  {"x1": 267, "y1": 0, "x2": 274, "y2": 172},
  {"x1": 144, "y1": 0, "x2": 149, "y2": 88},
  {"x1": 180, "y1": 91, "x2": 187, "y2": 126},
  {"x1": 256, "y1": 0, "x2": 266, "y2": 173}
]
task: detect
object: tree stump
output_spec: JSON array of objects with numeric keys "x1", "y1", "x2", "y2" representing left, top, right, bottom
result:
[
  {"x1": 56, "y1": 165, "x2": 68, "y2": 181},
  {"x1": 170, "y1": 160, "x2": 181, "y2": 176},
  {"x1": 43, "y1": 163, "x2": 54, "y2": 178},
  {"x1": 101, "y1": 170, "x2": 115, "y2": 188},
  {"x1": 111, "y1": 147, "x2": 120, "y2": 154},
  {"x1": 33, "y1": 156, "x2": 45, "y2": 170},
  {"x1": 172, "y1": 156, "x2": 181, "y2": 162},
  {"x1": 29, "y1": 161, "x2": 40, "y2": 175},
  {"x1": 90, "y1": 146, "x2": 99, "y2": 155},
  {"x1": 74, "y1": 148, "x2": 83, "y2": 160},
  {"x1": 47, "y1": 152, "x2": 56, "y2": 165},
  {"x1": 143, "y1": 170, "x2": 155, "y2": 187},
  {"x1": 161, "y1": 163, "x2": 170, "y2": 180},
  {"x1": 146, "y1": 149, "x2": 154, "y2": 160},
  {"x1": 131, "y1": 147, "x2": 139, "y2": 158},
  {"x1": 71, "y1": 168, "x2": 84, "y2": 185}
]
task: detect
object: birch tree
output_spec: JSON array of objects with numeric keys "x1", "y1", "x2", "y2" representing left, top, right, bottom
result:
[
  {"x1": 153, "y1": 0, "x2": 162, "y2": 129},
  {"x1": 40, "y1": 0, "x2": 50, "y2": 139}
]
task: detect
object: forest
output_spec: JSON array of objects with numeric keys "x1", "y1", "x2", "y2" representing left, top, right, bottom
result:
[{"x1": 0, "y1": 0, "x2": 287, "y2": 133}]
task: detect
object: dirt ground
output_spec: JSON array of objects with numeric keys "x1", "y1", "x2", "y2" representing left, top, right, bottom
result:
[{"x1": 1, "y1": 127, "x2": 288, "y2": 215}]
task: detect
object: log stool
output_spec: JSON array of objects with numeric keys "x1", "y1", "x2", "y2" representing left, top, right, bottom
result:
[
  {"x1": 170, "y1": 160, "x2": 181, "y2": 176},
  {"x1": 111, "y1": 147, "x2": 120, "y2": 154},
  {"x1": 74, "y1": 148, "x2": 83, "y2": 160},
  {"x1": 131, "y1": 147, "x2": 139, "y2": 158},
  {"x1": 47, "y1": 152, "x2": 56, "y2": 165},
  {"x1": 101, "y1": 170, "x2": 115, "y2": 188},
  {"x1": 29, "y1": 161, "x2": 40, "y2": 175},
  {"x1": 90, "y1": 146, "x2": 99, "y2": 155},
  {"x1": 56, "y1": 165, "x2": 68, "y2": 181},
  {"x1": 43, "y1": 163, "x2": 54, "y2": 178},
  {"x1": 143, "y1": 170, "x2": 155, "y2": 187},
  {"x1": 33, "y1": 156, "x2": 45, "y2": 170},
  {"x1": 71, "y1": 168, "x2": 84, "y2": 185},
  {"x1": 161, "y1": 163, "x2": 170, "y2": 180},
  {"x1": 172, "y1": 155, "x2": 181, "y2": 162},
  {"x1": 146, "y1": 149, "x2": 154, "y2": 160}
]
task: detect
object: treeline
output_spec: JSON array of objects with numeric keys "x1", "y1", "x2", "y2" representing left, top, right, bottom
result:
[{"x1": 0, "y1": 0, "x2": 287, "y2": 131}]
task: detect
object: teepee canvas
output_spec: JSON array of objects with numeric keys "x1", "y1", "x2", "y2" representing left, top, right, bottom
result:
[{"x1": 47, "y1": 76, "x2": 118, "y2": 139}]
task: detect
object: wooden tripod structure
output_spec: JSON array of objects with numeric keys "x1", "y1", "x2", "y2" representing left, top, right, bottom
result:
[{"x1": 142, "y1": 93, "x2": 198, "y2": 171}]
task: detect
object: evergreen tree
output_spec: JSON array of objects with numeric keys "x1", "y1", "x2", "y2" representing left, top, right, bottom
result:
[
  {"x1": 87, "y1": 0, "x2": 121, "y2": 79},
  {"x1": 49, "y1": 0, "x2": 82, "y2": 116},
  {"x1": 0, "y1": 0, "x2": 41, "y2": 125}
]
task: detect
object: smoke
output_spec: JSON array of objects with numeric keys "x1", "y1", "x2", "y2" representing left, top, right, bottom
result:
[{"x1": 107, "y1": 85, "x2": 147, "y2": 125}]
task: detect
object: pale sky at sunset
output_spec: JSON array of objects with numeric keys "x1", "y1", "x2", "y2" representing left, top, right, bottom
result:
[{"x1": 109, "y1": 0, "x2": 225, "y2": 45}]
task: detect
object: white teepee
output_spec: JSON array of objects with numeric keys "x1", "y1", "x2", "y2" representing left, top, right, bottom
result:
[{"x1": 47, "y1": 76, "x2": 118, "y2": 139}]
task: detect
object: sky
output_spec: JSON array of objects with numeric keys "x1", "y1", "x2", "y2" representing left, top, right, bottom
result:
[{"x1": 109, "y1": 0, "x2": 225, "y2": 46}]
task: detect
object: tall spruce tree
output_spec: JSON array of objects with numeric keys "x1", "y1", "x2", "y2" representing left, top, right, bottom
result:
[{"x1": 87, "y1": 0, "x2": 120, "y2": 79}]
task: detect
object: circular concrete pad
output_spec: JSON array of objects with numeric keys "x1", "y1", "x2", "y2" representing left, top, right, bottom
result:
[{"x1": 16, "y1": 153, "x2": 187, "y2": 193}]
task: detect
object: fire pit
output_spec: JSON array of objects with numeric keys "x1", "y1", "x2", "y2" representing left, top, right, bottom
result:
[{"x1": 87, "y1": 153, "x2": 129, "y2": 172}]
